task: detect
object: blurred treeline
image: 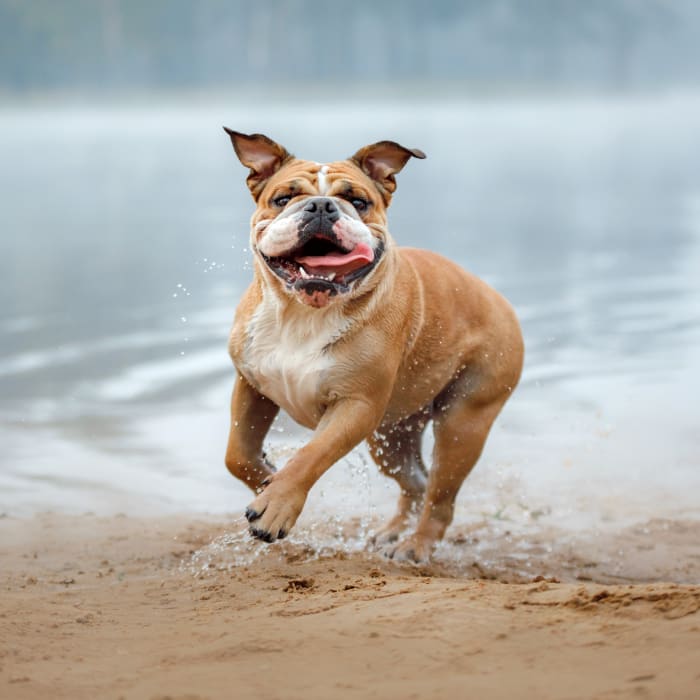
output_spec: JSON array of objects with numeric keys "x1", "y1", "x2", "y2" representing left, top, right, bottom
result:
[{"x1": 2, "y1": 0, "x2": 700, "y2": 92}]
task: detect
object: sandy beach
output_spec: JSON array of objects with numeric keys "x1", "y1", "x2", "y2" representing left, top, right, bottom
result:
[{"x1": 2, "y1": 513, "x2": 699, "y2": 700}]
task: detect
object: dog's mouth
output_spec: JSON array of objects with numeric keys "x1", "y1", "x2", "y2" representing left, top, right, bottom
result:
[{"x1": 262, "y1": 235, "x2": 381, "y2": 295}]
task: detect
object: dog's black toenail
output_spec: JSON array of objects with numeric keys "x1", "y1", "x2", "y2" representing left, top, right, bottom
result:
[
  {"x1": 277, "y1": 529, "x2": 287, "y2": 540},
  {"x1": 245, "y1": 507, "x2": 260, "y2": 522},
  {"x1": 250, "y1": 526, "x2": 275, "y2": 543}
]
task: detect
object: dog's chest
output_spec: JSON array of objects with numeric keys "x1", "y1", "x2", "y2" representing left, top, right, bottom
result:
[{"x1": 241, "y1": 303, "x2": 347, "y2": 428}]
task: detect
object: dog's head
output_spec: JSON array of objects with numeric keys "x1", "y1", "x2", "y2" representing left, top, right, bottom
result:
[{"x1": 224, "y1": 129, "x2": 425, "y2": 308}]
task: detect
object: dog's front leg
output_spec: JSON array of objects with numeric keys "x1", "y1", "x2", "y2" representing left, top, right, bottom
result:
[
  {"x1": 225, "y1": 374, "x2": 280, "y2": 492},
  {"x1": 245, "y1": 397, "x2": 383, "y2": 542}
]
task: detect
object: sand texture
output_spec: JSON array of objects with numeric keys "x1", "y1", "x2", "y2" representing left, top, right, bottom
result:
[{"x1": 1, "y1": 514, "x2": 699, "y2": 700}]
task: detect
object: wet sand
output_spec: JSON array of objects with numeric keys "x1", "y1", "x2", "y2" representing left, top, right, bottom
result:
[{"x1": 2, "y1": 514, "x2": 699, "y2": 699}]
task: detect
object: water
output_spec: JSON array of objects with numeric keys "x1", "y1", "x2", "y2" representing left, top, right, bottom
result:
[{"x1": 1, "y1": 94, "x2": 699, "y2": 544}]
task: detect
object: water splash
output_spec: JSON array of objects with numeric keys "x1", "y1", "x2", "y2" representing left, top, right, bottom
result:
[
  {"x1": 184, "y1": 514, "x2": 381, "y2": 578},
  {"x1": 200, "y1": 257, "x2": 225, "y2": 273},
  {"x1": 172, "y1": 282, "x2": 191, "y2": 298}
]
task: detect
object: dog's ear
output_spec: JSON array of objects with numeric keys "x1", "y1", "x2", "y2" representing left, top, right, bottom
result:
[
  {"x1": 350, "y1": 141, "x2": 426, "y2": 200},
  {"x1": 223, "y1": 129, "x2": 292, "y2": 199}
]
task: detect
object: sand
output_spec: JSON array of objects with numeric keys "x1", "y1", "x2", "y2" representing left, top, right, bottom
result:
[{"x1": 1, "y1": 513, "x2": 699, "y2": 700}]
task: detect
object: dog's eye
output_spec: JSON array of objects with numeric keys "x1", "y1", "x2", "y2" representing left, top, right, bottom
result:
[
  {"x1": 273, "y1": 195, "x2": 291, "y2": 207},
  {"x1": 351, "y1": 197, "x2": 369, "y2": 213}
]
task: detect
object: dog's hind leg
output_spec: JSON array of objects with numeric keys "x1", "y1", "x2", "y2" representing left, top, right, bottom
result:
[
  {"x1": 387, "y1": 370, "x2": 512, "y2": 563},
  {"x1": 367, "y1": 409, "x2": 430, "y2": 546}
]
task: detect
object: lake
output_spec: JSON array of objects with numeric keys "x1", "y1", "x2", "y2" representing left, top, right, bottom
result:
[{"x1": 1, "y1": 94, "x2": 699, "y2": 551}]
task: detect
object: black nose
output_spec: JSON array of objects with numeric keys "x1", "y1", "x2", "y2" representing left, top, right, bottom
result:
[{"x1": 302, "y1": 197, "x2": 339, "y2": 222}]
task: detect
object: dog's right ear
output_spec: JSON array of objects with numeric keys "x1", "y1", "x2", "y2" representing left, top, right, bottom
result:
[{"x1": 223, "y1": 129, "x2": 292, "y2": 200}]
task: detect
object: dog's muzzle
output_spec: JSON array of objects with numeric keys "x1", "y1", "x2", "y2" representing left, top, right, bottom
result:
[
  {"x1": 298, "y1": 196, "x2": 340, "y2": 242},
  {"x1": 260, "y1": 197, "x2": 383, "y2": 301}
]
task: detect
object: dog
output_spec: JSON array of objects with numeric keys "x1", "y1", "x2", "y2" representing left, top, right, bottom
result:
[{"x1": 222, "y1": 129, "x2": 524, "y2": 562}]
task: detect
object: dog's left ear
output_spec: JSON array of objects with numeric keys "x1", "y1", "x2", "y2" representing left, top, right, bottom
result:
[
  {"x1": 350, "y1": 141, "x2": 426, "y2": 200},
  {"x1": 223, "y1": 128, "x2": 292, "y2": 200}
]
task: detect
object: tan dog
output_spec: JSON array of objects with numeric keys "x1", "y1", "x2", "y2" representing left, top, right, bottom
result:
[{"x1": 223, "y1": 129, "x2": 524, "y2": 562}]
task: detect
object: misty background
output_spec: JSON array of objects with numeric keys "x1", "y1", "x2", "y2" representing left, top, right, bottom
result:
[
  {"x1": 1, "y1": 1, "x2": 699, "y2": 547},
  {"x1": 3, "y1": 0, "x2": 700, "y2": 93}
]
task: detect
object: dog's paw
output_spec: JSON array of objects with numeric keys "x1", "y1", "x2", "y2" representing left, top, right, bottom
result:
[
  {"x1": 245, "y1": 475, "x2": 306, "y2": 543},
  {"x1": 383, "y1": 533, "x2": 434, "y2": 564},
  {"x1": 369, "y1": 515, "x2": 408, "y2": 548},
  {"x1": 371, "y1": 528, "x2": 401, "y2": 548}
]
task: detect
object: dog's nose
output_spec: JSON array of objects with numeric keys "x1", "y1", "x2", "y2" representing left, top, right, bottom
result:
[{"x1": 302, "y1": 197, "x2": 339, "y2": 222}]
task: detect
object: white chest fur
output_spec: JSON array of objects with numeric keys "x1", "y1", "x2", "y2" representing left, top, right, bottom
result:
[{"x1": 241, "y1": 297, "x2": 349, "y2": 428}]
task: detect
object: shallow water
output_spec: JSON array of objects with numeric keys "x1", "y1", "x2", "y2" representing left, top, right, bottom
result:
[{"x1": 1, "y1": 95, "x2": 699, "y2": 547}]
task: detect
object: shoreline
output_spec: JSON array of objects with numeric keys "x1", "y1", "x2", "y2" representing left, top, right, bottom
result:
[{"x1": 2, "y1": 513, "x2": 699, "y2": 699}]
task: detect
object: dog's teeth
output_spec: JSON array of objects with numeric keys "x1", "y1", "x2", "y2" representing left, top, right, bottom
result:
[{"x1": 299, "y1": 267, "x2": 335, "y2": 282}]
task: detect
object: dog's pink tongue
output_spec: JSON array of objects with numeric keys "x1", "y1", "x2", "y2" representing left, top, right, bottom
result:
[{"x1": 295, "y1": 242, "x2": 374, "y2": 277}]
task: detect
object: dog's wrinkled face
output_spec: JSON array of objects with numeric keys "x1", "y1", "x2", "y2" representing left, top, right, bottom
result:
[
  {"x1": 225, "y1": 130, "x2": 425, "y2": 308},
  {"x1": 250, "y1": 159, "x2": 385, "y2": 308}
]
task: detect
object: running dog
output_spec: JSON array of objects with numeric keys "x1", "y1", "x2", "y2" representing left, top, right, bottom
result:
[{"x1": 223, "y1": 130, "x2": 523, "y2": 562}]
